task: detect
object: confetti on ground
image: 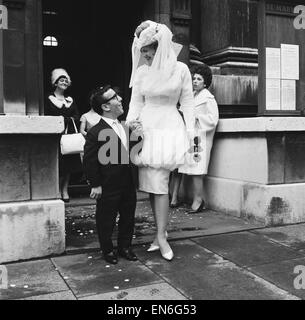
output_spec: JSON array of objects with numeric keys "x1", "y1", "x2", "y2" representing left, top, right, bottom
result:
[
  {"x1": 124, "y1": 279, "x2": 130, "y2": 282},
  {"x1": 88, "y1": 256, "x2": 93, "y2": 259},
  {"x1": 106, "y1": 265, "x2": 110, "y2": 268},
  {"x1": 24, "y1": 285, "x2": 29, "y2": 289},
  {"x1": 114, "y1": 286, "x2": 120, "y2": 290},
  {"x1": 10, "y1": 284, "x2": 16, "y2": 288},
  {"x1": 63, "y1": 276, "x2": 69, "y2": 280},
  {"x1": 118, "y1": 269, "x2": 122, "y2": 272}
]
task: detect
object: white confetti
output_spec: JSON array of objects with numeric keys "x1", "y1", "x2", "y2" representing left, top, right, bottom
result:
[
  {"x1": 88, "y1": 256, "x2": 93, "y2": 259},
  {"x1": 10, "y1": 284, "x2": 16, "y2": 288},
  {"x1": 114, "y1": 286, "x2": 120, "y2": 290},
  {"x1": 118, "y1": 269, "x2": 122, "y2": 272},
  {"x1": 106, "y1": 265, "x2": 110, "y2": 268},
  {"x1": 64, "y1": 276, "x2": 69, "y2": 280},
  {"x1": 24, "y1": 285, "x2": 29, "y2": 289},
  {"x1": 124, "y1": 279, "x2": 130, "y2": 282}
]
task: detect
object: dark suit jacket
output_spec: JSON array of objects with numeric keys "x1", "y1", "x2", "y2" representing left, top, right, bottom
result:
[{"x1": 83, "y1": 118, "x2": 140, "y2": 191}]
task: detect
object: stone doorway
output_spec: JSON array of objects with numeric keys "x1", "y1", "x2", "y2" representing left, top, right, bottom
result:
[
  {"x1": 42, "y1": 0, "x2": 146, "y2": 190},
  {"x1": 42, "y1": 0, "x2": 146, "y2": 116}
]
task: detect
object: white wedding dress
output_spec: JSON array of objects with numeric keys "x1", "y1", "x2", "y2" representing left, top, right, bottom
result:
[{"x1": 127, "y1": 61, "x2": 195, "y2": 194}]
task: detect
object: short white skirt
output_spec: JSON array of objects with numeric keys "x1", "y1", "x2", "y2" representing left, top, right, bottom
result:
[{"x1": 138, "y1": 167, "x2": 171, "y2": 195}]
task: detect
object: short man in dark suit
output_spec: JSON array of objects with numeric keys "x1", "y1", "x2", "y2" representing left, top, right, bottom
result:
[{"x1": 83, "y1": 85, "x2": 141, "y2": 265}]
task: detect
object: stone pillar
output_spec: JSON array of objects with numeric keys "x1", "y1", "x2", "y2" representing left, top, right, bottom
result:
[
  {"x1": 171, "y1": 0, "x2": 192, "y2": 64},
  {"x1": 0, "y1": 0, "x2": 65, "y2": 264},
  {"x1": 200, "y1": 0, "x2": 258, "y2": 75},
  {"x1": 197, "y1": 0, "x2": 259, "y2": 117},
  {"x1": 143, "y1": 0, "x2": 192, "y2": 64},
  {"x1": 0, "y1": 0, "x2": 26, "y2": 115}
]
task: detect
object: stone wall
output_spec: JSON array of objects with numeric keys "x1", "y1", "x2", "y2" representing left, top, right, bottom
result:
[{"x1": 203, "y1": 117, "x2": 305, "y2": 226}]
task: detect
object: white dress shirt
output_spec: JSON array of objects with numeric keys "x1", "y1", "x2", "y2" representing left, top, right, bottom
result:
[{"x1": 101, "y1": 116, "x2": 128, "y2": 150}]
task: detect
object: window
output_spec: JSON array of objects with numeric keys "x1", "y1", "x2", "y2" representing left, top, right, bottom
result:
[{"x1": 43, "y1": 36, "x2": 59, "y2": 47}]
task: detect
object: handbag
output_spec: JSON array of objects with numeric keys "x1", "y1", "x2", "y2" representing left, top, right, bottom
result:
[{"x1": 60, "y1": 118, "x2": 86, "y2": 155}]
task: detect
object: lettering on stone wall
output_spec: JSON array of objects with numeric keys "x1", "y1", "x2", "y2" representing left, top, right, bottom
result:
[
  {"x1": 294, "y1": 5, "x2": 305, "y2": 30},
  {"x1": 266, "y1": 3, "x2": 295, "y2": 14},
  {"x1": 0, "y1": 265, "x2": 8, "y2": 290},
  {"x1": 0, "y1": 5, "x2": 8, "y2": 30}
]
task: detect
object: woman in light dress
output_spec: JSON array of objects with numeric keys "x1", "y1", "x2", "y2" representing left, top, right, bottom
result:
[
  {"x1": 179, "y1": 64, "x2": 219, "y2": 213},
  {"x1": 127, "y1": 21, "x2": 195, "y2": 261},
  {"x1": 80, "y1": 106, "x2": 102, "y2": 137},
  {"x1": 79, "y1": 93, "x2": 102, "y2": 167}
]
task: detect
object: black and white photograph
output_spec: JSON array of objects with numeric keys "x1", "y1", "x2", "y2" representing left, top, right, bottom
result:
[{"x1": 1, "y1": 0, "x2": 305, "y2": 306}]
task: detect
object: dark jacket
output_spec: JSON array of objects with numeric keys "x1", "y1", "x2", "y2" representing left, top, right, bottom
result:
[{"x1": 83, "y1": 118, "x2": 140, "y2": 191}]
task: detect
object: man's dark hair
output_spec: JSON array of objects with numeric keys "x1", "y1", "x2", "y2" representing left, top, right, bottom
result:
[
  {"x1": 191, "y1": 64, "x2": 213, "y2": 89},
  {"x1": 90, "y1": 85, "x2": 112, "y2": 116}
]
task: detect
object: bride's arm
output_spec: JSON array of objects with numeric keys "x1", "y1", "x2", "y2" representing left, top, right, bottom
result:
[
  {"x1": 179, "y1": 64, "x2": 196, "y2": 132},
  {"x1": 126, "y1": 68, "x2": 145, "y2": 129}
]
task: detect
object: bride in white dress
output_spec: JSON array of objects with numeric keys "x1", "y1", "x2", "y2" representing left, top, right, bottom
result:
[{"x1": 127, "y1": 21, "x2": 195, "y2": 261}]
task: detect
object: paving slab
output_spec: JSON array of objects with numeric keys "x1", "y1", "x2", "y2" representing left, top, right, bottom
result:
[
  {"x1": 80, "y1": 283, "x2": 187, "y2": 300},
  {"x1": 136, "y1": 240, "x2": 297, "y2": 300},
  {"x1": 135, "y1": 240, "x2": 223, "y2": 275},
  {"x1": 52, "y1": 252, "x2": 163, "y2": 299},
  {"x1": 66, "y1": 201, "x2": 264, "y2": 253},
  {"x1": 0, "y1": 259, "x2": 69, "y2": 300},
  {"x1": 249, "y1": 257, "x2": 305, "y2": 300},
  {"x1": 192, "y1": 232, "x2": 302, "y2": 268},
  {"x1": 17, "y1": 291, "x2": 76, "y2": 300},
  {"x1": 251, "y1": 224, "x2": 305, "y2": 253}
]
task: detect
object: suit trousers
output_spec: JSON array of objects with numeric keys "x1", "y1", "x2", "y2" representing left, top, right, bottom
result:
[{"x1": 95, "y1": 174, "x2": 137, "y2": 254}]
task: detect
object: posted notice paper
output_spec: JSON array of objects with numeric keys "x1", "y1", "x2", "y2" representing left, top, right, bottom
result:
[
  {"x1": 266, "y1": 79, "x2": 281, "y2": 110},
  {"x1": 266, "y1": 48, "x2": 281, "y2": 79},
  {"x1": 281, "y1": 44, "x2": 299, "y2": 80},
  {"x1": 281, "y1": 80, "x2": 296, "y2": 111}
]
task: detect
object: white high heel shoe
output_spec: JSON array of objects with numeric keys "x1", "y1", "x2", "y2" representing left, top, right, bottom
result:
[
  {"x1": 161, "y1": 249, "x2": 174, "y2": 261},
  {"x1": 147, "y1": 232, "x2": 169, "y2": 252},
  {"x1": 160, "y1": 241, "x2": 174, "y2": 261}
]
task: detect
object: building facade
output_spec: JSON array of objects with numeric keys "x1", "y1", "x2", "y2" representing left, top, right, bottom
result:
[{"x1": 1, "y1": 0, "x2": 305, "y2": 263}]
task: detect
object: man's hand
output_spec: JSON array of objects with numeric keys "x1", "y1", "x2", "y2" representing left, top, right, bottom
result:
[{"x1": 90, "y1": 186, "x2": 102, "y2": 200}]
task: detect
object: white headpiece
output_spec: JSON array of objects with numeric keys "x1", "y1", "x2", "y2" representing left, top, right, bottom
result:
[
  {"x1": 129, "y1": 21, "x2": 182, "y2": 90},
  {"x1": 51, "y1": 68, "x2": 71, "y2": 86}
]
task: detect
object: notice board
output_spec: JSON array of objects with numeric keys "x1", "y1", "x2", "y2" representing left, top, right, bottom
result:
[{"x1": 258, "y1": 0, "x2": 305, "y2": 116}]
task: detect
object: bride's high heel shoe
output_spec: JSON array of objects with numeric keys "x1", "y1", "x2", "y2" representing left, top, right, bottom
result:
[
  {"x1": 147, "y1": 232, "x2": 169, "y2": 253},
  {"x1": 160, "y1": 243, "x2": 174, "y2": 261},
  {"x1": 147, "y1": 244, "x2": 160, "y2": 252},
  {"x1": 161, "y1": 248, "x2": 174, "y2": 261}
]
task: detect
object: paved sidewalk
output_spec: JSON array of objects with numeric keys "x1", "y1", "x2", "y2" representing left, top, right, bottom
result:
[
  {"x1": 65, "y1": 197, "x2": 264, "y2": 254},
  {"x1": 1, "y1": 205, "x2": 305, "y2": 300}
]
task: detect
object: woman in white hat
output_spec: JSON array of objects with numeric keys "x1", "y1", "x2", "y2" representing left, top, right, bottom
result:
[
  {"x1": 45, "y1": 68, "x2": 82, "y2": 202},
  {"x1": 127, "y1": 21, "x2": 195, "y2": 261}
]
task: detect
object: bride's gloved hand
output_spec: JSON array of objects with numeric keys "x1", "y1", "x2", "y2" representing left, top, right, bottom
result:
[
  {"x1": 186, "y1": 128, "x2": 196, "y2": 143},
  {"x1": 129, "y1": 120, "x2": 144, "y2": 138}
]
